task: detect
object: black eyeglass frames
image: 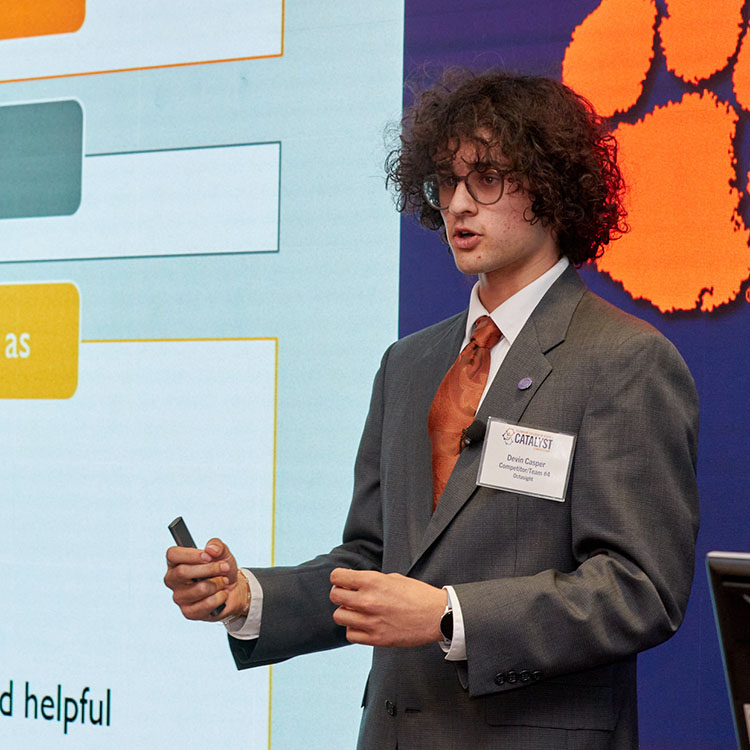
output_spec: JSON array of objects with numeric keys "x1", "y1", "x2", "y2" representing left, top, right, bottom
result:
[{"x1": 422, "y1": 169, "x2": 506, "y2": 210}]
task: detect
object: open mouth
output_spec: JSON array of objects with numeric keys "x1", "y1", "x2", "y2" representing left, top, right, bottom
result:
[{"x1": 452, "y1": 229, "x2": 480, "y2": 250}]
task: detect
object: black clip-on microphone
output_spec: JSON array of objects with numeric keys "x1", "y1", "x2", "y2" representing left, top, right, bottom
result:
[{"x1": 460, "y1": 418, "x2": 487, "y2": 452}]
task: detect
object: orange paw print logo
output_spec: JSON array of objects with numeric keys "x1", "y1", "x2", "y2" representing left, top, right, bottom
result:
[{"x1": 562, "y1": 0, "x2": 750, "y2": 313}]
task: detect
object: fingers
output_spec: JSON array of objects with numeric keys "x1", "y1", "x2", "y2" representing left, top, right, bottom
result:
[
  {"x1": 203, "y1": 538, "x2": 227, "y2": 560},
  {"x1": 173, "y1": 575, "x2": 229, "y2": 605},
  {"x1": 330, "y1": 569, "x2": 381, "y2": 612},
  {"x1": 178, "y1": 587, "x2": 230, "y2": 621},
  {"x1": 330, "y1": 569, "x2": 376, "y2": 643},
  {"x1": 166, "y1": 545, "x2": 204, "y2": 566},
  {"x1": 164, "y1": 538, "x2": 234, "y2": 623},
  {"x1": 164, "y1": 549, "x2": 230, "y2": 587},
  {"x1": 338, "y1": 627, "x2": 374, "y2": 646},
  {"x1": 329, "y1": 583, "x2": 364, "y2": 609},
  {"x1": 331, "y1": 603, "x2": 369, "y2": 629},
  {"x1": 203, "y1": 539, "x2": 239, "y2": 586},
  {"x1": 331, "y1": 601, "x2": 379, "y2": 645},
  {"x1": 331, "y1": 605, "x2": 391, "y2": 647},
  {"x1": 329, "y1": 567, "x2": 379, "y2": 590},
  {"x1": 166, "y1": 539, "x2": 231, "y2": 566},
  {"x1": 329, "y1": 568, "x2": 393, "y2": 610},
  {"x1": 165, "y1": 560, "x2": 231, "y2": 622}
]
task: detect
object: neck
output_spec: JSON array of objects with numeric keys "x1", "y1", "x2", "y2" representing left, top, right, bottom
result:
[{"x1": 477, "y1": 252, "x2": 561, "y2": 311}]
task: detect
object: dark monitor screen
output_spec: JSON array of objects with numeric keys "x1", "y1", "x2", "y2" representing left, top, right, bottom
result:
[{"x1": 707, "y1": 551, "x2": 750, "y2": 750}]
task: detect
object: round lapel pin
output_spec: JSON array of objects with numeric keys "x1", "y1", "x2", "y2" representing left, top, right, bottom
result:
[{"x1": 518, "y1": 377, "x2": 533, "y2": 390}]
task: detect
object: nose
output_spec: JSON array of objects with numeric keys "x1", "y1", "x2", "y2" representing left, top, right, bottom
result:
[{"x1": 446, "y1": 178, "x2": 477, "y2": 215}]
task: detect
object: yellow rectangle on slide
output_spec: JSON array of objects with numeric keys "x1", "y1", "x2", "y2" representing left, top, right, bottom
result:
[
  {"x1": 0, "y1": 283, "x2": 79, "y2": 399},
  {"x1": 0, "y1": 1, "x2": 85, "y2": 41}
]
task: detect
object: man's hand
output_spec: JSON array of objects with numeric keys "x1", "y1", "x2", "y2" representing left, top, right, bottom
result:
[
  {"x1": 329, "y1": 569, "x2": 447, "y2": 647},
  {"x1": 164, "y1": 538, "x2": 248, "y2": 622}
]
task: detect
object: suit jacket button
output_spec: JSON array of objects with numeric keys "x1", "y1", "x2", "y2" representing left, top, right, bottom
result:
[
  {"x1": 385, "y1": 700, "x2": 397, "y2": 716},
  {"x1": 494, "y1": 673, "x2": 506, "y2": 686},
  {"x1": 520, "y1": 670, "x2": 531, "y2": 682},
  {"x1": 507, "y1": 671, "x2": 518, "y2": 684},
  {"x1": 532, "y1": 671, "x2": 543, "y2": 681}
]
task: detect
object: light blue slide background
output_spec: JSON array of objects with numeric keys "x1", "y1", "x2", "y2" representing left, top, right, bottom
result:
[
  {"x1": 1, "y1": 338, "x2": 277, "y2": 748},
  {"x1": 0, "y1": 2, "x2": 404, "y2": 748}
]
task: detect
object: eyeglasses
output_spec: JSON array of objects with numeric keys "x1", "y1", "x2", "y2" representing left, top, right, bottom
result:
[{"x1": 422, "y1": 168, "x2": 506, "y2": 210}]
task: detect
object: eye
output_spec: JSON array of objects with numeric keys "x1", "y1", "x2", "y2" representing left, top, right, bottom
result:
[{"x1": 479, "y1": 171, "x2": 501, "y2": 186}]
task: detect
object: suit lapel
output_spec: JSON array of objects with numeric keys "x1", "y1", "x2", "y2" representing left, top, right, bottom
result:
[
  {"x1": 401, "y1": 311, "x2": 467, "y2": 563},
  {"x1": 407, "y1": 267, "x2": 587, "y2": 571}
]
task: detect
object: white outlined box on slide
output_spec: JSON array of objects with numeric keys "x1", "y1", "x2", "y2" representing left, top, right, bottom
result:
[
  {"x1": 0, "y1": 142, "x2": 280, "y2": 261},
  {"x1": 0, "y1": 338, "x2": 275, "y2": 747},
  {"x1": 0, "y1": 0, "x2": 283, "y2": 81}
]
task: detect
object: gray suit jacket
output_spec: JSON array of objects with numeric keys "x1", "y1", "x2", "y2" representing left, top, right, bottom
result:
[{"x1": 230, "y1": 267, "x2": 700, "y2": 750}]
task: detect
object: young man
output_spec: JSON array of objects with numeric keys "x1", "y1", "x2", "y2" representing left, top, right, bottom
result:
[{"x1": 165, "y1": 71, "x2": 699, "y2": 749}]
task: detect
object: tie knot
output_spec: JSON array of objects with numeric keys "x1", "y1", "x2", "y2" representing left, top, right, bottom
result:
[{"x1": 471, "y1": 315, "x2": 501, "y2": 350}]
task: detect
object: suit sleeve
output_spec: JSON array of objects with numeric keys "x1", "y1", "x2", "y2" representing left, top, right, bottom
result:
[
  {"x1": 228, "y1": 346, "x2": 391, "y2": 669},
  {"x1": 453, "y1": 330, "x2": 700, "y2": 697}
]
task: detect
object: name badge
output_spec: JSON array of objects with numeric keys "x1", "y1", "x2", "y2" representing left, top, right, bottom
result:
[{"x1": 477, "y1": 417, "x2": 576, "y2": 502}]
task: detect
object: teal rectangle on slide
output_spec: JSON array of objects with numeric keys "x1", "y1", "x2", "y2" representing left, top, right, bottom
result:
[{"x1": 0, "y1": 100, "x2": 82, "y2": 219}]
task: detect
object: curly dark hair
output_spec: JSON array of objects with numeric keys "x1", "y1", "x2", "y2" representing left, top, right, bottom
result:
[{"x1": 386, "y1": 69, "x2": 628, "y2": 264}]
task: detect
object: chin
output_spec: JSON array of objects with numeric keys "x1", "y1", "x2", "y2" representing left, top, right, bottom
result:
[{"x1": 451, "y1": 252, "x2": 482, "y2": 273}]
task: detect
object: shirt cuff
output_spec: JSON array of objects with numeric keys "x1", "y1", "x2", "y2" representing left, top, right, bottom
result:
[
  {"x1": 223, "y1": 568, "x2": 263, "y2": 640},
  {"x1": 439, "y1": 585, "x2": 467, "y2": 661}
]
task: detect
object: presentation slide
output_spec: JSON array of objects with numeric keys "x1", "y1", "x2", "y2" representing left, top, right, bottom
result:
[{"x1": 0, "y1": 2, "x2": 404, "y2": 748}]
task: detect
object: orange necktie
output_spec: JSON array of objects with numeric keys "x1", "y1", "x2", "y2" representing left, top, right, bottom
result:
[{"x1": 428, "y1": 315, "x2": 502, "y2": 510}]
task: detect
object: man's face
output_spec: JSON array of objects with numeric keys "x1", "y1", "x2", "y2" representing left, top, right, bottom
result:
[{"x1": 438, "y1": 137, "x2": 560, "y2": 310}]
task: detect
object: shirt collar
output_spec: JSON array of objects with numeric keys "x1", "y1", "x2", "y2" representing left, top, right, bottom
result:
[{"x1": 464, "y1": 257, "x2": 570, "y2": 346}]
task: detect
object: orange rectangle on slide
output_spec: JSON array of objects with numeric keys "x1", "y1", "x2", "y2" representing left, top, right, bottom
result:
[
  {"x1": 0, "y1": 1, "x2": 85, "y2": 41},
  {"x1": 0, "y1": 283, "x2": 79, "y2": 399}
]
